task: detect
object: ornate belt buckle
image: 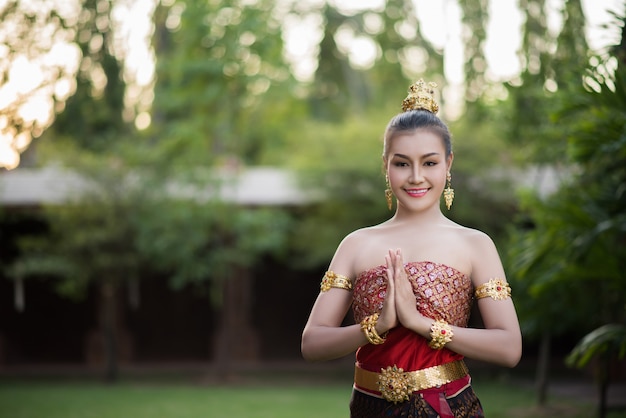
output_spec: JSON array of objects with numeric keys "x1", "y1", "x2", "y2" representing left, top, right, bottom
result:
[{"x1": 377, "y1": 365, "x2": 415, "y2": 403}]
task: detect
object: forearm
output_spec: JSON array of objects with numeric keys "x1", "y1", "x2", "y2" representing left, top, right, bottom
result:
[
  {"x1": 443, "y1": 326, "x2": 522, "y2": 367},
  {"x1": 407, "y1": 316, "x2": 521, "y2": 367},
  {"x1": 301, "y1": 323, "x2": 367, "y2": 362}
]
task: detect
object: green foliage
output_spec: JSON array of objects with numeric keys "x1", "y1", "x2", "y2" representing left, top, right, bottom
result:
[
  {"x1": 566, "y1": 324, "x2": 626, "y2": 369},
  {"x1": 9, "y1": 160, "x2": 145, "y2": 299},
  {"x1": 149, "y1": 0, "x2": 294, "y2": 167},
  {"x1": 0, "y1": 0, "x2": 76, "y2": 167},
  {"x1": 8, "y1": 3, "x2": 147, "y2": 298},
  {"x1": 503, "y1": 0, "x2": 591, "y2": 163},
  {"x1": 306, "y1": 0, "x2": 443, "y2": 117},
  {"x1": 46, "y1": 0, "x2": 129, "y2": 153},
  {"x1": 280, "y1": 112, "x2": 391, "y2": 268},
  {"x1": 507, "y1": 27, "x2": 626, "y2": 341},
  {"x1": 459, "y1": 0, "x2": 489, "y2": 103},
  {"x1": 446, "y1": 99, "x2": 518, "y2": 242},
  {"x1": 551, "y1": 0, "x2": 589, "y2": 92},
  {"x1": 308, "y1": 4, "x2": 368, "y2": 120},
  {"x1": 507, "y1": 187, "x2": 623, "y2": 337},
  {"x1": 134, "y1": 196, "x2": 293, "y2": 300},
  {"x1": 368, "y1": 0, "x2": 440, "y2": 92}
]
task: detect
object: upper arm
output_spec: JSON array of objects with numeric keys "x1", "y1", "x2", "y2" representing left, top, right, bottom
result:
[
  {"x1": 469, "y1": 232, "x2": 520, "y2": 332},
  {"x1": 303, "y1": 232, "x2": 360, "y2": 328}
]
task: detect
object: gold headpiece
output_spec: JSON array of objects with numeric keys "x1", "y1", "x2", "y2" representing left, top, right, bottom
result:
[{"x1": 401, "y1": 79, "x2": 439, "y2": 114}]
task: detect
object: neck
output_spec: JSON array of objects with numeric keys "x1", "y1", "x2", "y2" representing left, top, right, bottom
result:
[{"x1": 389, "y1": 204, "x2": 448, "y2": 225}]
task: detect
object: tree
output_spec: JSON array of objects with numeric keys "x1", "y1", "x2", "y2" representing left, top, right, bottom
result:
[
  {"x1": 49, "y1": 0, "x2": 129, "y2": 153},
  {"x1": 501, "y1": 1, "x2": 601, "y2": 405},
  {"x1": 6, "y1": 0, "x2": 143, "y2": 381},
  {"x1": 551, "y1": 0, "x2": 590, "y2": 92},
  {"x1": 367, "y1": 0, "x2": 443, "y2": 109},
  {"x1": 133, "y1": 195, "x2": 293, "y2": 376},
  {"x1": 307, "y1": 3, "x2": 368, "y2": 120},
  {"x1": 504, "y1": 0, "x2": 573, "y2": 164},
  {"x1": 0, "y1": 0, "x2": 79, "y2": 168},
  {"x1": 149, "y1": 0, "x2": 293, "y2": 168},
  {"x1": 282, "y1": 114, "x2": 392, "y2": 269},
  {"x1": 9, "y1": 154, "x2": 147, "y2": 382},
  {"x1": 144, "y1": 0, "x2": 299, "y2": 374},
  {"x1": 458, "y1": 0, "x2": 489, "y2": 105},
  {"x1": 507, "y1": 10, "x2": 626, "y2": 407}
]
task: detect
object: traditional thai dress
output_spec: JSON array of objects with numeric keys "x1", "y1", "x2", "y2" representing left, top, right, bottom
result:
[{"x1": 350, "y1": 261, "x2": 485, "y2": 418}]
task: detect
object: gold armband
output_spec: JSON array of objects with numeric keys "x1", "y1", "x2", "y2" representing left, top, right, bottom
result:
[
  {"x1": 360, "y1": 313, "x2": 387, "y2": 345},
  {"x1": 474, "y1": 278, "x2": 511, "y2": 301},
  {"x1": 429, "y1": 319, "x2": 453, "y2": 350},
  {"x1": 320, "y1": 270, "x2": 353, "y2": 292}
]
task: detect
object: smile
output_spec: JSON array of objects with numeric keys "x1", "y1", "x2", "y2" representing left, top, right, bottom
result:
[{"x1": 405, "y1": 188, "x2": 429, "y2": 197}]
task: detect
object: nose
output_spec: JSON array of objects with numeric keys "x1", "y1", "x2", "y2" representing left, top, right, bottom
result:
[{"x1": 409, "y1": 166, "x2": 424, "y2": 183}]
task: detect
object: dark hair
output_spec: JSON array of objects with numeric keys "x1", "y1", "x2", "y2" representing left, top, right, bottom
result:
[{"x1": 382, "y1": 110, "x2": 452, "y2": 159}]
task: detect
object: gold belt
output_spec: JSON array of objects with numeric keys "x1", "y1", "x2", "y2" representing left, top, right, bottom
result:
[{"x1": 354, "y1": 360, "x2": 469, "y2": 403}]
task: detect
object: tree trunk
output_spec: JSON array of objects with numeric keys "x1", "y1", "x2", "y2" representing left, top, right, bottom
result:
[
  {"x1": 0, "y1": 333, "x2": 5, "y2": 369},
  {"x1": 102, "y1": 283, "x2": 118, "y2": 383},
  {"x1": 535, "y1": 331, "x2": 551, "y2": 406},
  {"x1": 598, "y1": 354, "x2": 611, "y2": 418},
  {"x1": 84, "y1": 283, "x2": 133, "y2": 382},
  {"x1": 214, "y1": 266, "x2": 259, "y2": 380}
]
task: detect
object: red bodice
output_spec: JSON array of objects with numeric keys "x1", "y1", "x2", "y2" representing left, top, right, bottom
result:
[{"x1": 352, "y1": 261, "x2": 473, "y2": 373}]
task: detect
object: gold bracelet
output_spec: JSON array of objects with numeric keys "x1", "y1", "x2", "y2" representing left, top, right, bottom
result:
[
  {"x1": 320, "y1": 270, "x2": 353, "y2": 292},
  {"x1": 474, "y1": 278, "x2": 511, "y2": 301},
  {"x1": 360, "y1": 313, "x2": 387, "y2": 345},
  {"x1": 429, "y1": 319, "x2": 453, "y2": 350}
]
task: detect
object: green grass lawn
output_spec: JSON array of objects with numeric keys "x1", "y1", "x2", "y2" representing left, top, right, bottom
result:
[{"x1": 0, "y1": 373, "x2": 624, "y2": 418}]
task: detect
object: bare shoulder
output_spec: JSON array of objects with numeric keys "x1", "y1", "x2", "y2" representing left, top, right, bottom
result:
[
  {"x1": 448, "y1": 224, "x2": 505, "y2": 283},
  {"x1": 340, "y1": 221, "x2": 392, "y2": 245},
  {"x1": 335, "y1": 223, "x2": 390, "y2": 259},
  {"x1": 329, "y1": 223, "x2": 388, "y2": 276},
  {"x1": 456, "y1": 225, "x2": 496, "y2": 249},
  {"x1": 440, "y1": 218, "x2": 490, "y2": 243},
  {"x1": 445, "y1": 221, "x2": 500, "y2": 264}
]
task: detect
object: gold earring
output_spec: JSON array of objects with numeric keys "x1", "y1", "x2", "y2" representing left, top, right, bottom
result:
[
  {"x1": 385, "y1": 176, "x2": 393, "y2": 211},
  {"x1": 444, "y1": 172, "x2": 454, "y2": 210}
]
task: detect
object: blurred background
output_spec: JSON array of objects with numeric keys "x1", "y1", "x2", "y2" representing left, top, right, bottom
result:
[{"x1": 0, "y1": 0, "x2": 625, "y2": 416}]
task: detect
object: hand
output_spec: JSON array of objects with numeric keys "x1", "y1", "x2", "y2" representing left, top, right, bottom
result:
[
  {"x1": 387, "y1": 249, "x2": 423, "y2": 331},
  {"x1": 377, "y1": 251, "x2": 399, "y2": 333}
]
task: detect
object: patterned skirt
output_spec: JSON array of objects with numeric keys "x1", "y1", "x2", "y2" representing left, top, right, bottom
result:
[{"x1": 349, "y1": 381, "x2": 485, "y2": 418}]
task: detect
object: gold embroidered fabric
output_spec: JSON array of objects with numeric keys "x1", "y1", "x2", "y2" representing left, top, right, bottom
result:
[
  {"x1": 320, "y1": 270, "x2": 353, "y2": 292},
  {"x1": 474, "y1": 278, "x2": 511, "y2": 301},
  {"x1": 353, "y1": 262, "x2": 472, "y2": 326}
]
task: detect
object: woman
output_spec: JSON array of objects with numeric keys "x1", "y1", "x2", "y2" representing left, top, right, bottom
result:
[{"x1": 301, "y1": 79, "x2": 522, "y2": 417}]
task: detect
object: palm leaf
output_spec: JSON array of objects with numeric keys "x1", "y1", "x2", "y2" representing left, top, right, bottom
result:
[{"x1": 566, "y1": 324, "x2": 626, "y2": 369}]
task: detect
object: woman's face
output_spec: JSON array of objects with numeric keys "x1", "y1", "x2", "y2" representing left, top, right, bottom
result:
[{"x1": 385, "y1": 129, "x2": 452, "y2": 212}]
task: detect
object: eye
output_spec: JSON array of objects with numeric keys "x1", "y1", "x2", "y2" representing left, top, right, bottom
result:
[
  {"x1": 394, "y1": 161, "x2": 409, "y2": 167},
  {"x1": 424, "y1": 161, "x2": 437, "y2": 166}
]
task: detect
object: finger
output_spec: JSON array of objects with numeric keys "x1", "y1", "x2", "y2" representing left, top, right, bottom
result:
[
  {"x1": 394, "y1": 250, "x2": 404, "y2": 277},
  {"x1": 395, "y1": 248, "x2": 404, "y2": 268},
  {"x1": 385, "y1": 254, "x2": 393, "y2": 278},
  {"x1": 392, "y1": 249, "x2": 402, "y2": 272},
  {"x1": 387, "y1": 249, "x2": 397, "y2": 270},
  {"x1": 384, "y1": 255, "x2": 395, "y2": 290}
]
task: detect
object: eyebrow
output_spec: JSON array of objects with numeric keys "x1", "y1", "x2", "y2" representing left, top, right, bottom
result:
[{"x1": 393, "y1": 152, "x2": 441, "y2": 160}]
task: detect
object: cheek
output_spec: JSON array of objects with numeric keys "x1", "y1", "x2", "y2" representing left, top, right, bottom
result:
[
  {"x1": 386, "y1": 168, "x2": 401, "y2": 186},
  {"x1": 433, "y1": 170, "x2": 446, "y2": 185}
]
